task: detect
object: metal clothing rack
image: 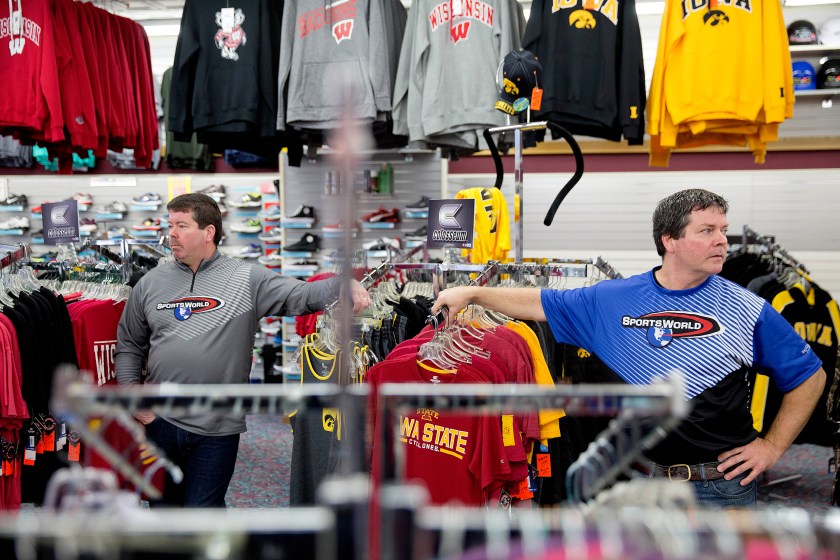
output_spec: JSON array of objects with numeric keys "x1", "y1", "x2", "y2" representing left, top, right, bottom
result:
[
  {"x1": 741, "y1": 225, "x2": 809, "y2": 274},
  {"x1": 375, "y1": 376, "x2": 688, "y2": 491},
  {"x1": 0, "y1": 243, "x2": 28, "y2": 270},
  {"x1": 382, "y1": 498, "x2": 840, "y2": 560},
  {"x1": 487, "y1": 121, "x2": 549, "y2": 263},
  {"x1": 49, "y1": 367, "x2": 354, "y2": 499},
  {"x1": 0, "y1": 508, "x2": 338, "y2": 560}
]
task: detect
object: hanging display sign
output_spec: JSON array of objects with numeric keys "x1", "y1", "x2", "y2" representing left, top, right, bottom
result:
[
  {"x1": 42, "y1": 200, "x2": 80, "y2": 245},
  {"x1": 427, "y1": 198, "x2": 474, "y2": 249}
]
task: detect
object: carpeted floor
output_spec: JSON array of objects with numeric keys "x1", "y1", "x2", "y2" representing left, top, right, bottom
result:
[{"x1": 227, "y1": 416, "x2": 838, "y2": 515}]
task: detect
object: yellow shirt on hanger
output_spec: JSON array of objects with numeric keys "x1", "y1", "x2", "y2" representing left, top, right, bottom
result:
[
  {"x1": 506, "y1": 321, "x2": 564, "y2": 442},
  {"x1": 456, "y1": 187, "x2": 511, "y2": 264}
]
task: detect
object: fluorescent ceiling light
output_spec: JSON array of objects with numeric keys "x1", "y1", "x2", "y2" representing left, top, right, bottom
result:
[
  {"x1": 143, "y1": 24, "x2": 181, "y2": 37},
  {"x1": 636, "y1": 1, "x2": 665, "y2": 15}
]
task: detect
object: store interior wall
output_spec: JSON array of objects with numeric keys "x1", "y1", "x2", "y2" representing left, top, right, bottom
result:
[
  {"x1": 449, "y1": 168, "x2": 840, "y2": 295},
  {"x1": 139, "y1": 3, "x2": 840, "y2": 140}
]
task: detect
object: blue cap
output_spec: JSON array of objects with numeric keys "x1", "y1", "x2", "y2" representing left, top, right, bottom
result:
[{"x1": 792, "y1": 61, "x2": 816, "y2": 91}]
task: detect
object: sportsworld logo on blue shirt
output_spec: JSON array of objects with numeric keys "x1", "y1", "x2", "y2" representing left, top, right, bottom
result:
[
  {"x1": 621, "y1": 311, "x2": 722, "y2": 348},
  {"x1": 156, "y1": 297, "x2": 226, "y2": 321}
]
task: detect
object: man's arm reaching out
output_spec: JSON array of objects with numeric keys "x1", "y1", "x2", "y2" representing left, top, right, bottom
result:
[{"x1": 432, "y1": 286, "x2": 546, "y2": 322}]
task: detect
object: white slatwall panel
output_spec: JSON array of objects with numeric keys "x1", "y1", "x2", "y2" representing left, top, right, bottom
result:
[
  {"x1": 450, "y1": 168, "x2": 840, "y2": 295},
  {"x1": 0, "y1": 173, "x2": 278, "y2": 255}
]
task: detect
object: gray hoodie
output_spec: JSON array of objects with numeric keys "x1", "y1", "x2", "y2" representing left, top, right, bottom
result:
[
  {"x1": 115, "y1": 251, "x2": 340, "y2": 435},
  {"x1": 277, "y1": 0, "x2": 392, "y2": 130}
]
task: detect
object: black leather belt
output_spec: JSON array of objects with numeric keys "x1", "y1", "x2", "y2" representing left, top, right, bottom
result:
[{"x1": 633, "y1": 460, "x2": 726, "y2": 482}]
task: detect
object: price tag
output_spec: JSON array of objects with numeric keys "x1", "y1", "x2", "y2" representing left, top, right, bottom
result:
[
  {"x1": 501, "y1": 415, "x2": 515, "y2": 447},
  {"x1": 67, "y1": 432, "x2": 81, "y2": 462},
  {"x1": 221, "y1": 7, "x2": 235, "y2": 32},
  {"x1": 452, "y1": 0, "x2": 462, "y2": 15},
  {"x1": 537, "y1": 453, "x2": 552, "y2": 477},
  {"x1": 23, "y1": 429, "x2": 37, "y2": 466},
  {"x1": 57, "y1": 423, "x2": 67, "y2": 450},
  {"x1": 42, "y1": 430, "x2": 55, "y2": 452},
  {"x1": 530, "y1": 88, "x2": 543, "y2": 111}
]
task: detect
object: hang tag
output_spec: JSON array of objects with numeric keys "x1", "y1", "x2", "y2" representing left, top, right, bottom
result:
[
  {"x1": 24, "y1": 431, "x2": 36, "y2": 466},
  {"x1": 57, "y1": 423, "x2": 67, "y2": 450},
  {"x1": 67, "y1": 432, "x2": 81, "y2": 462},
  {"x1": 452, "y1": 0, "x2": 462, "y2": 15},
  {"x1": 583, "y1": 0, "x2": 596, "y2": 9},
  {"x1": 530, "y1": 88, "x2": 543, "y2": 111},
  {"x1": 521, "y1": 475, "x2": 535, "y2": 496},
  {"x1": 4, "y1": 439, "x2": 16, "y2": 475},
  {"x1": 497, "y1": 488, "x2": 512, "y2": 510},
  {"x1": 710, "y1": 0, "x2": 718, "y2": 7},
  {"x1": 537, "y1": 453, "x2": 552, "y2": 477},
  {"x1": 42, "y1": 430, "x2": 55, "y2": 453},
  {"x1": 501, "y1": 415, "x2": 516, "y2": 447},
  {"x1": 221, "y1": 7, "x2": 235, "y2": 33}
]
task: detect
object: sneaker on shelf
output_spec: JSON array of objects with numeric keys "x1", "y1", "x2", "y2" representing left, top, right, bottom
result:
[
  {"x1": 0, "y1": 216, "x2": 30, "y2": 230},
  {"x1": 32, "y1": 202, "x2": 47, "y2": 214},
  {"x1": 0, "y1": 193, "x2": 28, "y2": 207},
  {"x1": 73, "y1": 192, "x2": 93, "y2": 206},
  {"x1": 132, "y1": 217, "x2": 162, "y2": 231},
  {"x1": 217, "y1": 200, "x2": 229, "y2": 217},
  {"x1": 260, "y1": 317, "x2": 282, "y2": 335},
  {"x1": 362, "y1": 237, "x2": 401, "y2": 251},
  {"x1": 197, "y1": 184, "x2": 226, "y2": 199},
  {"x1": 107, "y1": 226, "x2": 128, "y2": 239},
  {"x1": 233, "y1": 243, "x2": 263, "y2": 259},
  {"x1": 79, "y1": 218, "x2": 98, "y2": 232},
  {"x1": 405, "y1": 196, "x2": 431, "y2": 212},
  {"x1": 99, "y1": 201, "x2": 128, "y2": 214},
  {"x1": 231, "y1": 218, "x2": 262, "y2": 233},
  {"x1": 30, "y1": 228, "x2": 43, "y2": 238},
  {"x1": 361, "y1": 207, "x2": 400, "y2": 223},
  {"x1": 287, "y1": 205, "x2": 315, "y2": 220},
  {"x1": 131, "y1": 192, "x2": 162, "y2": 205},
  {"x1": 229, "y1": 192, "x2": 262, "y2": 208},
  {"x1": 257, "y1": 253, "x2": 284, "y2": 266},
  {"x1": 258, "y1": 229, "x2": 283, "y2": 243},
  {"x1": 284, "y1": 232, "x2": 320, "y2": 252},
  {"x1": 405, "y1": 225, "x2": 427, "y2": 240},
  {"x1": 261, "y1": 207, "x2": 283, "y2": 221},
  {"x1": 284, "y1": 259, "x2": 319, "y2": 271}
]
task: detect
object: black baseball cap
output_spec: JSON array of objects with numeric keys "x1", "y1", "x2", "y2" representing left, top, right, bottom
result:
[
  {"x1": 787, "y1": 20, "x2": 818, "y2": 45},
  {"x1": 817, "y1": 57, "x2": 840, "y2": 89},
  {"x1": 495, "y1": 49, "x2": 543, "y2": 116}
]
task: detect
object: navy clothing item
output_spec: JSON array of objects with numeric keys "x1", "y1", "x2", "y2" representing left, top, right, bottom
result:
[
  {"x1": 144, "y1": 417, "x2": 240, "y2": 508},
  {"x1": 540, "y1": 268, "x2": 822, "y2": 465}
]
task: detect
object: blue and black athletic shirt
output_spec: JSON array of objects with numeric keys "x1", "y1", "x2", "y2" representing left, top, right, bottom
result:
[{"x1": 540, "y1": 268, "x2": 822, "y2": 465}]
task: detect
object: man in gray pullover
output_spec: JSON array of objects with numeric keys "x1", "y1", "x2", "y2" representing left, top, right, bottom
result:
[{"x1": 115, "y1": 193, "x2": 369, "y2": 507}]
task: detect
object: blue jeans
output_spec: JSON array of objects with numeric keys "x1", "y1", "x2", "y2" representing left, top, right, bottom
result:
[
  {"x1": 144, "y1": 417, "x2": 240, "y2": 508},
  {"x1": 692, "y1": 471, "x2": 757, "y2": 509}
]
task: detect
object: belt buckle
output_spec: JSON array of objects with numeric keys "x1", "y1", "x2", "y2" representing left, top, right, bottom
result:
[{"x1": 667, "y1": 463, "x2": 691, "y2": 482}]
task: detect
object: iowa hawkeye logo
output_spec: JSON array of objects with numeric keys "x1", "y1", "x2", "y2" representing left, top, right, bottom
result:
[
  {"x1": 156, "y1": 297, "x2": 225, "y2": 321},
  {"x1": 622, "y1": 311, "x2": 722, "y2": 348}
]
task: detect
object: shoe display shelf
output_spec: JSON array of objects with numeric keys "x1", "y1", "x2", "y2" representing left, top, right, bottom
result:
[
  {"x1": 130, "y1": 203, "x2": 162, "y2": 213},
  {"x1": 277, "y1": 150, "x2": 445, "y2": 279},
  {"x1": 280, "y1": 316, "x2": 303, "y2": 382}
]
